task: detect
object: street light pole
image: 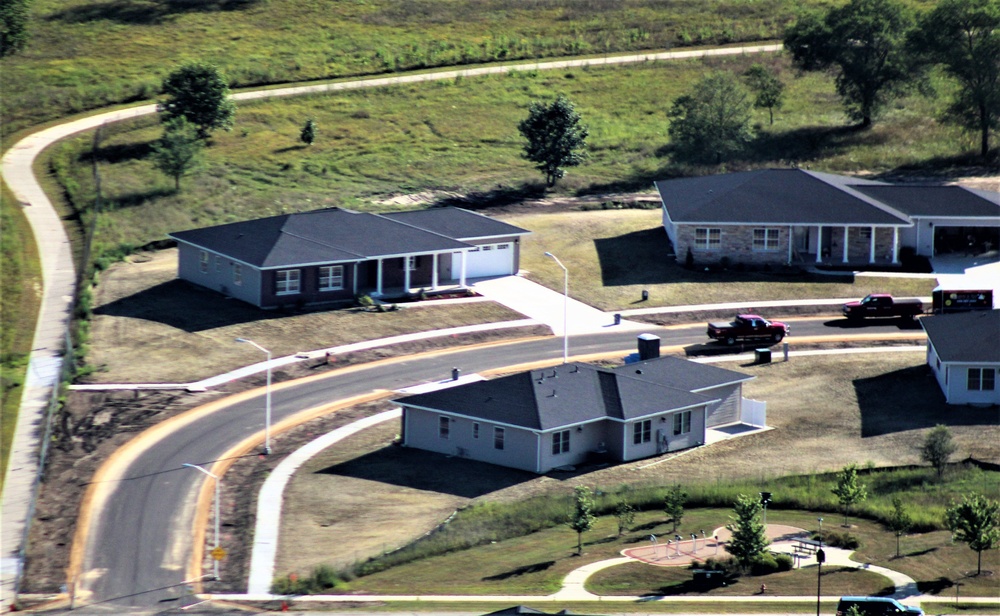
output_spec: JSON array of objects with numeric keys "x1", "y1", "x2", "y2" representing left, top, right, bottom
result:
[
  {"x1": 235, "y1": 337, "x2": 272, "y2": 454},
  {"x1": 543, "y1": 252, "x2": 568, "y2": 364},
  {"x1": 183, "y1": 463, "x2": 221, "y2": 581}
]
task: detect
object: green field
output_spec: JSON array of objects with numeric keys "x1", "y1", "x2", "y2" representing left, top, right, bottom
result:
[{"x1": 1, "y1": 0, "x2": 884, "y2": 135}]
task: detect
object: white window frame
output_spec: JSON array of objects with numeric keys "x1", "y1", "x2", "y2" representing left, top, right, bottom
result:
[
  {"x1": 552, "y1": 430, "x2": 571, "y2": 455},
  {"x1": 753, "y1": 228, "x2": 781, "y2": 252},
  {"x1": 215, "y1": 256, "x2": 222, "y2": 272},
  {"x1": 494, "y1": 427, "x2": 505, "y2": 450},
  {"x1": 472, "y1": 422, "x2": 480, "y2": 439},
  {"x1": 233, "y1": 264, "x2": 243, "y2": 286},
  {"x1": 439, "y1": 416, "x2": 450, "y2": 439},
  {"x1": 968, "y1": 368, "x2": 996, "y2": 391},
  {"x1": 199, "y1": 251, "x2": 209, "y2": 273},
  {"x1": 633, "y1": 419, "x2": 651, "y2": 444},
  {"x1": 318, "y1": 265, "x2": 344, "y2": 291},
  {"x1": 694, "y1": 228, "x2": 721, "y2": 250},
  {"x1": 673, "y1": 410, "x2": 692, "y2": 436},
  {"x1": 276, "y1": 269, "x2": 301, "y2": 295}
]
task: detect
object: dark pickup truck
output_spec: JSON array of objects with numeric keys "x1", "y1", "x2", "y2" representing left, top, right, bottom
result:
[
  {"x1": 707, "y1": 314, "x2": 789, "y2": 345},
  {"x1": 842, "y1": 294, "x2": 923, "y2": 320}
]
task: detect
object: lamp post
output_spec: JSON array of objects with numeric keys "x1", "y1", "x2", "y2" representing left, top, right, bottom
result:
[
  {"x1": 815, "y1": 546, "x2": 825, "y2": 616},
  {"x1": 235, "y1": 337, "x2": 272, "y2": 454},
  {"x1": 543, "y1": 252, "x2": 568, "y2": 364},
  {"x1": 183, "y1": 463, "x2": 221, "y2": 581}
]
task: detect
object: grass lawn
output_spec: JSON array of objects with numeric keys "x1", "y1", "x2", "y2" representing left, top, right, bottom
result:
[
  {"x1": 0, "y1": 184, "x2": 42, "y2": 488},
  {"x1": 509, "y1": 209, "x2": 937, "y2": 310},
  {"x1": 4, "y1": 0, "x2": 843, "y2": 133},
  {"x1": 42, "y1": 53, "x2": 972, "y2": 269}
]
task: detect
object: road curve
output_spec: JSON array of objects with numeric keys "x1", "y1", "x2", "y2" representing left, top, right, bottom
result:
[
  {"x1": 0, "y1": 42, "x2": 783, "y2": 607},
  {"x1": 72, "y1": 321, "x2": 921, "y2": 610}
]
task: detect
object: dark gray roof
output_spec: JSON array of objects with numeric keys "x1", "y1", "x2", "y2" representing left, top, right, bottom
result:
[
  {"x1": 852, "y1": 185, "x2": 1000, "y2": 218},
  {"x1": 382, "y1": 207, "x2": 530, "y2": 241},
  {"x1": 613, "y1": 355, "x2": 755, "y2": 391},
  {"x1": 397, "y1": 360, "x2": 732, "y2": 431},
  {"x1": 168, "y1": 207, "x2": 521, "y2": 268},
  {"x1": 655, "y1": 169, "x2": 909, "y2": 226},
  {"x1": 921, "y1": 310, "x2": 1000, "y2": 364}
]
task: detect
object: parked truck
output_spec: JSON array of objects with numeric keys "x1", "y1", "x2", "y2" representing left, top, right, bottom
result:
[
  {"x1": 842, "y1": 294, "x2": 923, "y2": 320},
  {"x1": 707, "y1": 314, "x2": 789, "y2": 345}
]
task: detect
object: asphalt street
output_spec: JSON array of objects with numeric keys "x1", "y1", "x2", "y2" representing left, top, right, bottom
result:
[{"x1": 75, "y1": 319, "x2": 918, "y2": 610}]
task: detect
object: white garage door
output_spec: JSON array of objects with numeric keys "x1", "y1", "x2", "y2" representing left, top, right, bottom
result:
[{"x1": 464, "y1": 243, "x2": 514, "y2": 278}]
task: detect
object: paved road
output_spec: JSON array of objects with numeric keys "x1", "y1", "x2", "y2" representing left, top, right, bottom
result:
[{"x1": 74, "y1": 319, "x2": 918, "y2": 611}]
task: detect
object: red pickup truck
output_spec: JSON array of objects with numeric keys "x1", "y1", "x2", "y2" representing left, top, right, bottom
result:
[
  {"x1": 842, "y1": 294, "x2": 923, "y2": 320},
  {"x1": 707, "y1": 314, "x2": 789, "y2": 345}
]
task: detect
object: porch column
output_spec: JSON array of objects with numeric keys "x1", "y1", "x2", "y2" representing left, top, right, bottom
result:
[
  {"x1": 842, "y1": 226, "x2": 850, "y2": 263},
  {"x1": 376, "y1": 258, "x2": 383, "y2": 296},
  {"x1": 892, "y1": 228, "x2": 900, "y2": 264},
  {"x1": 816, "y1": 226, "x2": 824, "y2": 263},
  {"x1": 352, "y1": 262, "x2": 358, "y2": 295},
  {"x1": 459, "y1": 251, "x2": 468, "y2": 287},
  {"x1": 787, "y1": 225, "x2": 793, "y2": 264},
  {"x1": 403, "y1": 256, "x2": 411, "y2": 292},
  {"x1": 431, "y1": 253, "x2": 439, "y2": 290},
  {"x1": 869, "y1": 226, "x2": 876, "y2": 263}
]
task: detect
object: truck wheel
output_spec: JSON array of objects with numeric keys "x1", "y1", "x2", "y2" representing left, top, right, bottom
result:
[
  {"x1": 725, "y1": 336, "x2": 736, "y2": 346},
  {"x1": 772, "y1": 331, "x2": 784, "y2": 343}
]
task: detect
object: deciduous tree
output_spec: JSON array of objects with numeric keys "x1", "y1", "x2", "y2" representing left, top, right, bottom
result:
[
  {"x1": 614, "y1": 498, "x2": 635, "y2": 536},
  {"x1": 570, "y1": 486, "x2": 596, "y2": 555},
  {"x1": 946, "y1": 493, "x2": 1000, "y2": 575},
  {"x1": 744, "y1": 64, "x2": 786, "y2": 125},
  {"x1": 517, "y1": 94, "x2": 589, "y2": 187},
  {"x1": 663, "y1": 484, "x2": 687, "y2": 533},
  {"x1": 300, "y1": 118, "x2": 317, "y2": 146},
  {"x1": 910, "y1": 0, "x2": 1000, "y2": 158},
  {"x1": 784, "y1": 0, "x2": 916, "y2": 127},
  {"x1": 726, "y1": 494, "x2": 770, "y2": 573},
  {"x1": 668, "y1": 71, "x2": 753, "y2": 164},
  {"x1": 832, "y1": 463, "x2": 868, "y2": 527},
  {"x1": 158, "y1": 62, "x2": 236, "y2": 139},
  {"x1": 887, "y1": 496, "x2": 912, "y2": 558},
  {"x1": 150, "y1": 118, "x2": 204, "y2": 191},
  {"x1": 921, "y1": 424, "x2": 958, "y2": 479},
  {"x1": 0, "y1": 0, "x2": 30, "y2": 57}
]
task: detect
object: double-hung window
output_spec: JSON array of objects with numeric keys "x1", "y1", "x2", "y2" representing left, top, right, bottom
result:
[
  {"x1": 968, "y1": 368, "x2": 996, "y2": 391},
  {"x1": 472, "y1": 422, "x2": 480, "y2": 439},
  {"x1": 753, "y1": 228, "x2": 780, "y2": 251},
  {"x1": 694, "y1": 228, "x2": 721, "y2": 250},
  {"x1": 199, "y1": 251, "x2": 209, "y2": 273},
  {"x1": 494, "y1": 427, "x2": 505, "y2": 450},
  {"x1": 439, "y1": 416, "x2": 450, "y2": 439},
  {"x1": 552, "y1": 430, "x2": 571, "y2": 455},
  {"x1": 633, "y1": 419, "x2": 651, "y2": 444},
  {"x1": 276, "y1": 269, "x2": 300, "y2": 295},
  {"x1": 673, "y1": 411, "x2": 692, "y2": 436},
  {"x1": 318, "y1": 265, "x2": 344, "y2": 291},
  {"x1": 233, "y1": 264, "x2": 243, "y2": 286}
]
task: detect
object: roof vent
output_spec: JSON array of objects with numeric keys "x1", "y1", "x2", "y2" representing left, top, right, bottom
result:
[
  {"x1": 570, "y1": 365, "x2": 579, "y2": 373},
  {"x1": 549, "y1": 389, "x2": 557, "y2": 397},
  {"x1": 550, "y1": 370, "x2": 558, "y2": 378},
  {"x1": 635, "y1": 369, "x2": 643, "y2": 375}
]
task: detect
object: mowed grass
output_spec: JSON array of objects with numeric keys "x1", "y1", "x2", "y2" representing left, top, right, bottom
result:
[
  {"x1": 45, "y1": 54, "x2": 967, "y2": 268},
  {"x1": 3, "y1": 0, "x2": 842, "y2": 133},
  {"x1": 510, "y1": 210, "x2": 936, "y2": 310},
  {"x1": 0, "y1": 184, "x2": 42, "y2": 488}
]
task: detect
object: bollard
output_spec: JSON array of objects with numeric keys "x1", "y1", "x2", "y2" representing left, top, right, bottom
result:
[
  {"x1": 614, "y1": 313, "x2": 621, "y2": 325},
  {"x1": 452, "y1": 367, "x2": 460, "y2": 381},
  {"x1": 641, "y1": 289, "x2": 649, "y2": 301},
  {"x1": 783, "y1": 341, "x2": 789, "y2": 361}
]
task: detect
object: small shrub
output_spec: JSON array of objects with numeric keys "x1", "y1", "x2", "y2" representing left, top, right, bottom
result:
[
  {"x1": 685, "y1": 247, "x2": 694, "y2": 269},
  {"x1": 356, "y1": 294, "x2": 374, "y2": 308},
  {"x1": 719, "y1": 256, "x2": 731, "y2": 270},
  {"x1": 817, "y1": 529, "x2": 860, "y2": 550},
  {"x1": 774, "y1": 552, "x2": 794, "y2": 572},
  {"x1": 750, "y1": 552, "x2": 779, "y2": 575}
]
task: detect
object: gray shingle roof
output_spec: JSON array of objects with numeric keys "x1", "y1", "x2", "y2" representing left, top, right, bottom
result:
[
  {"x1": 397, "y1": 360, "x2": 734, "y2": 431},
  {"x1": 921, "y1": 310, "x2": 1000, "y2": 364},
  {"x1": 853, "y1": 185, "x2": 1000, "y2": 218},
  {"x1": 612, "y1": 355, "x2": 754, "y2": 391},
  {"x1": 382, "y1": 207, "x2": 531, "y2": 240},
  {"x1": 655, "y1": 169, "x2": 910, "y2": 226},
  {"x1": 169, "y1": 207, "x2": 528, "y2": 269}
]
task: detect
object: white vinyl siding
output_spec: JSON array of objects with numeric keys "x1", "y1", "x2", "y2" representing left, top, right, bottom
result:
[
  {"x1": 276, "y1": 269, "x2": 301, "y2": 295},
  {"x1": 319, "y1": 265, "x2": 344, "y2": 291},
  {"x1": 694, "y1": 228, "x2": 721, "y2": 250}
]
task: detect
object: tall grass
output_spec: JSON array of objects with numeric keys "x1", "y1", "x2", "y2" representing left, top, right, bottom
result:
[{"x1": 339, "y1": 464, "x2": 997, "y2": 582}]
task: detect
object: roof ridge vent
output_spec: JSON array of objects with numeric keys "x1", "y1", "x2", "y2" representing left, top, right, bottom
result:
[{"x1": 548, "y1": 389, "x2": 557, "y2": 397}]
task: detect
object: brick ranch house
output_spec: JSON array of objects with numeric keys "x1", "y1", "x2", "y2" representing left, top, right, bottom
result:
[
  {"x1": 395, "y1": 353, "x2": 757, "y2": 474},
  {"x1": 168, "y1": 207, "x2": 530, "y2": 309},
  {"x1": 655, "y1": 169, "x2": 1000, "y2": 267}
]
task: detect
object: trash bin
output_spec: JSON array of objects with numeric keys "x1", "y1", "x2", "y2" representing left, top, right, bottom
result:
[
  {"x1": 755, "y1": 348, "x2": 771, "y2": 364},
  {"x1": 614, "y1": 313, "x2": 621, "y2": 325}
]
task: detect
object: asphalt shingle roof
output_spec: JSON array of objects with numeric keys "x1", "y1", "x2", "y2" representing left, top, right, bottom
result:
[
  {"x1": 382, "y1": 207, "x2": 531, "y2": 240},
  {"x1": 852, "y1": 185, "x2": 1000, "y2": 218},
  {"x1": 921, "y1": 310, "x2": 1000, "y2": 364},
  {"x1": 397, "y1": 359, "x2": 734, "y2": 431},
  {"x1": 169, "y1": 207, "x2": 527, "y2": 268},
  {"x1": 654, "y1": 169, "x2": 910, "y2": 226}
]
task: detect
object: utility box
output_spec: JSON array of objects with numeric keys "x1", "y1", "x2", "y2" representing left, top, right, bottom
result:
[
  {"x1": 637, "y1": 333, "x2": 661, "y2": 360},
  {"x1": 755, "y1": 348, "x2": 771, "y2": 364}
]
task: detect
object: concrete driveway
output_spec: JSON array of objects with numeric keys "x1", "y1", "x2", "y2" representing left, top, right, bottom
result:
[{"x1": 471, "y1": 275, "x2": 648, "y2": 335}]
